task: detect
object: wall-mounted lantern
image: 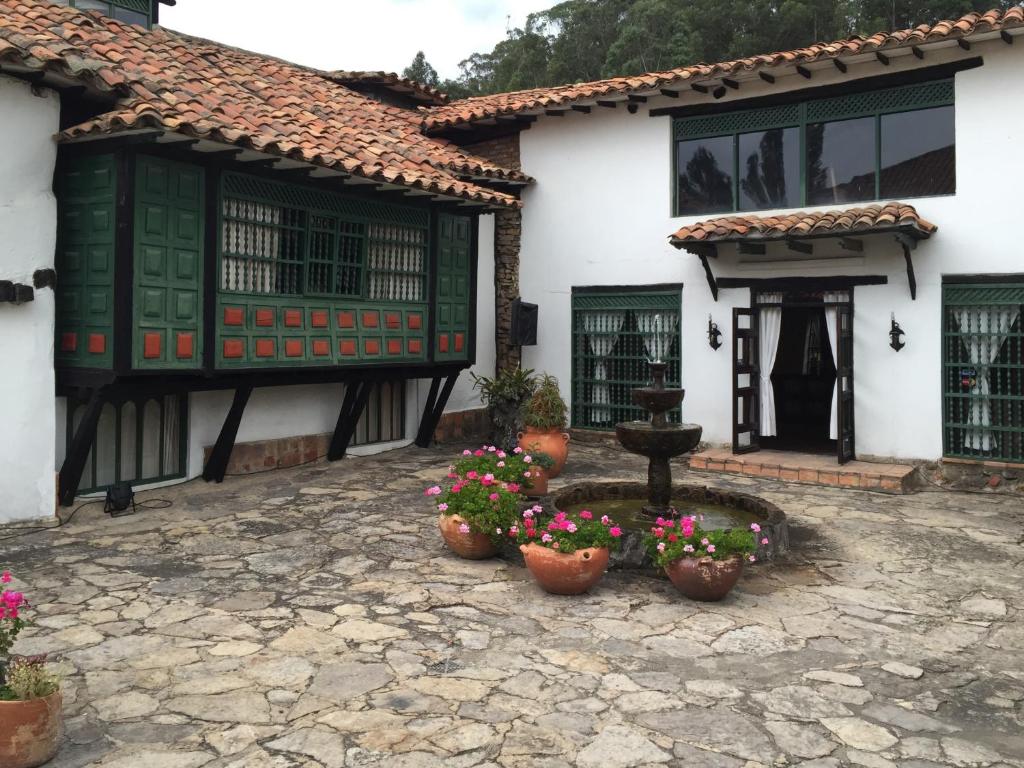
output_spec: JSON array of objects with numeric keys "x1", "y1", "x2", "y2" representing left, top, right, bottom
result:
[
  {"x1": 707, "y1": 314, "x2": 723, "y2": 350},
  {"x1": 0, "y1": 281, "x2": 34, "y2": 305},
  {"x1": 889, "y1": 313, "x2": 906, "y2": 351}
]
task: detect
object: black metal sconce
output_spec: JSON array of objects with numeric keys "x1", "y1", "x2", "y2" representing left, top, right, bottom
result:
[
  {"x1": 707, "y1": 314, "x2": 723, "y2": 350},
  {"x1": 889, "y1": 313, "x2": 905, "y2": 351},
  {"x1": 0, "y1": 281, "x2": 34, "y2": 305}
]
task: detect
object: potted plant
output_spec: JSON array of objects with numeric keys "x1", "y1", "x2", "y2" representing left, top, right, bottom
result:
[
  {"x1": 518, "y1": 374, "x2": 570, "y2": 478},
  {"x1": 0, "y1": 571, "x2": 62, "y2": 768},
  {"x1": 428, "y1": 446, "x2": 526, "y2": 559},
  {"x1": 471, "y1": 367, "x2": 536, "y2": 451},
  {"x1": 515, "y1": 508, "x2": 622, "y2": 594},
  {"x1": 522, "y1": 451, "x2": 555, "y2": 498},
  {"x1": 645, "y1": 516, "x2": 762, "y2": 601}
]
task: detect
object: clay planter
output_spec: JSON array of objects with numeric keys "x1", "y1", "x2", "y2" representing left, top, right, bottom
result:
[
  {"x1": 664, "y1": 555, "x2": 744, "y2": 601},
  {"x1": 0, "y1": 691, "x2": 63, "y2": 768},
  {"x1": 520, "y1": 543, "x2": 609, "y2": 595},
  {"x1": 438, "y1": 514, "x2": 496, "y2": 559},
  {"x1": 518, "y1": 429, "x2": 570, "y2": 479},
  {"x1": 525, "y1": 466, "x2": 548, "y2": 497}
]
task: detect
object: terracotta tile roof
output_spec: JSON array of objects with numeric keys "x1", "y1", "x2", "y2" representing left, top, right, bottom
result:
[
  {"x1": 326, "y1": 70, "x2": 449, "y2": 106},
  {"x1": 425, "y1": 8, "x2": 1024, "y2": 130},
  {"x1": 668, "y1": 203, "x2": 937, "y2": 247},
  {"x1": 0, "y1": 1, "x2": 521, "y2": 206}
]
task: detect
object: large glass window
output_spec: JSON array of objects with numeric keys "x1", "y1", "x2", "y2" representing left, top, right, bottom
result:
[
  {"x1": 55, "y1": 0, "x2": 151, "y2": 26},
  {"x1": 673, "y1": 79, "x2": 956, "y2": 216},
  {"x1": 739, "y1": 127, "x2": 800, "y2": 211},
  {"x1": 880, "y1": 105, "x2": 955, "y2": 198},
  {"x1": 677, "y1": 136, "x2": 734, "y2": 215},
  {"x1": 806, "y1": 117, "x2": 876, "y2": 205}
]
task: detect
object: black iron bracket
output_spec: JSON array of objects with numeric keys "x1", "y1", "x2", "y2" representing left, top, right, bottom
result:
[
  {"x1": 896, "y1": 234, "x2": 918, "y2": 300},
  {"x1": 415, "y1": 374, "x2": 460, "y2": 448},
  {"x1": 58, "y1": 387, "x2": 107, "y2": 506}
]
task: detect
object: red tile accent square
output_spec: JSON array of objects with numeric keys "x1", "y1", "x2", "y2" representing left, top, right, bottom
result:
[
  {"x1": 284, "y1": 309, "x2": 302, "y2": 327},
  {"x1": 339, "y1": 339, "x2": 357, "y2": 356},
  {"x1": 311, "y1": 310, "x2": 328, "y2": 328},
  {"x1": 408, "y1": 339, "x2": 422, "y2": 354},
  {"x1": 143, "y1": 332, "x2": 162, "y2": 359},
  {"x1": 60, "y1": 332, "x2": 77, "y2": 352},
  {"x1": 285, "y1": 339, "x2": 303, "y2": 357},
  {"x1": 387, "y1": 339, "x2": 402, "y2": 355},
  {"x1": 255, "y1": 339, "x2": 275, "y2": 357},
  {"x1": 255, "y1": 309, "x2": 274, "y2": 327},
  {"x1": 364, "y1": 339, "x2": 380, "y2": 355},
  {"x1": 223, "y1": 339, "x2": 244, "y2": 359},
  {"x1": 438, "y1": 334, "x2": 449, "y2": 353},
  {"x1": 385, "y1": 312, "x2": 401, "y2": 329},
  {"x1": 312, "y1": 339, "x2": 330, "y2": 356},
  {"x1": 223, "y1": 307, "x2": 244, "y2": 326},
  {"x1": 407, "y1": 314, "x2": 422, "y2": 330},
  {"x1": 88, "y1": 333, "x2": 106, "y2": 355},
  {"x1": 337, "y1": 311, "x2": 355, "y2": 329},
  {"x1": 176, "y1": 332, "x2": 194, "y2": 359},
  {"x1": 362, "y1": 311, "x2": 379, "y2": 328},
  {"x1": 454, "y1": 333, "x2": 465, "y2": 352}
]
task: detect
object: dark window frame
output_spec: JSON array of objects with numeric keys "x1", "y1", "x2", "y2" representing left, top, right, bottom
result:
[{"x1": 672, "y1": 79, "x2": 955, "y2": 217}]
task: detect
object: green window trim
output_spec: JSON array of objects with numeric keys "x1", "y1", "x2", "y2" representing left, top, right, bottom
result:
[
  {"x1": 672, "y1": 79, "x2": 955, "y2": 216},
  {"x1": 571, "y1": 287, "x2": 683, "y2": 430},
  {"x1": 58, "y1": 0, "x2": 152, "y2": 26},
  {"x1": 218, "y1": 172, "x2": 429, "y2": 305},
  {"x1": 941, "y1": 280, "x2": 1024, "y2": 463}
]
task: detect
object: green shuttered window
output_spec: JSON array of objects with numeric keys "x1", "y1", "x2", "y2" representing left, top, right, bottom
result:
[
  {"x1": 571, "y1": 288, "x2": 682, "y2": 429},
  {"x1": 942, "y1": 281, "x2": 1024, "y2": 462}
]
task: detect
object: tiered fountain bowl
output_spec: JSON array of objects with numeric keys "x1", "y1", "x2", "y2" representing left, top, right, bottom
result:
[{"x1": 552, "y1": 360, "x2": 788, "y2": 570}]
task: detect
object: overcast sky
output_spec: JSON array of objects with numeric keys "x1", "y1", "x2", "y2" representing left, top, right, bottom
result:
[{"x1": 160, "y1": 0, "x2": 553, "y2": 80}]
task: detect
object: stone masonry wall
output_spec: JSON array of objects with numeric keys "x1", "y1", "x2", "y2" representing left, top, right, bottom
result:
[{"x1": 465, "y1": 133, "x2": 522, "y2": 373}]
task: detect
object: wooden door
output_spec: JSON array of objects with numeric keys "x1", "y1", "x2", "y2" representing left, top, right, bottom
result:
[
  {"x1": 732, "y1": 307, "x2": 760, "y2": 454},
  {"x1": 836, "y1": 303, "x2": 855, "y2": 464}
]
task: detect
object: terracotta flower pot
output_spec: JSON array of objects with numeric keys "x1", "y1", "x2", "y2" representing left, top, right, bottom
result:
[
  {"x1": 438, "y1": 514, "x2": 496, "y2": 560},
  {"x1": 525, "y1": 466, "x2": 548, "y2": 497},
  {"x1": 518, "y1": 429, "x2": 570, "y2": 479},
  {"x1": 520, "y1": 543, "x2": 609, "y2": 595},
  {"x1": 664, "y1": 555, "x2": 744, "y2": 602},
  {"x1": 0, "y1": 691, "x2": 63, "y2": 768}
]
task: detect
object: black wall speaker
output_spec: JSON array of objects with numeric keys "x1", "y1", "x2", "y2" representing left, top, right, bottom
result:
[{"x1": 511, "y1": 298, "x2": 538, "y2": 346}]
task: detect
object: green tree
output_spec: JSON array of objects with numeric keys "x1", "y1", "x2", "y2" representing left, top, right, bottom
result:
[{"x1": 402, "y1": 50, "x2": 440, "y2": 88}]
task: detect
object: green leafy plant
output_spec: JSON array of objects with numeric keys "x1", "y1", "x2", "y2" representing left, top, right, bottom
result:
[
  {"x1": 522, "y1": 374, "x2": 568, "y2": 431},
  {"x1": 425, "y1": 446, "x2": 526, "y2": 540},
  {"x1": 472, "y1": 367, "x2": 537, "y2": 450},
  {"x1": 2, "y1": 656, "x2": 59, "y2": 701},
  {"x1": 514, "y1": 506, "x2": 623, "y2": 555},
  {"x1": 643, "y1": 514, "x2": 761, "y2": 569},
  {"x1": 0, "y1": 570, "x2": 50, "y2": 701}
]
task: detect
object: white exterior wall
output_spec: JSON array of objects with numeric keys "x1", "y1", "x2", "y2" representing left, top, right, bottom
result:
[
  {"x1": 0, "y1": 75, "x2": 60, "y2": 522},
  {"x1": 518, "y1": 41, "x2": 1024, "y2": 462},
  {"x1": 183, "y1": 213, "x2": 496, "y2": 478}
]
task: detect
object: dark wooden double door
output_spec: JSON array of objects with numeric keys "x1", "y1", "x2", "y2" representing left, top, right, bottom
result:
[{"x1": 732, "y1": 294, "x2": 854, "y2": 464}]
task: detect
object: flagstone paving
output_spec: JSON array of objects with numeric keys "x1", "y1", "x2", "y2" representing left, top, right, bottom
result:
[{"x1": 2, "y1": 442, "x2": 1023, "y2": 768}]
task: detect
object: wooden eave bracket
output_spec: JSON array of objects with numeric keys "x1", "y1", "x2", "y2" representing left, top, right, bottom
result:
[
  {"x1": 679, "y1": 243, "x2": 719, "y2": 301},
  {"x1": 895, "y1": 231, "x2": 922, "y2": 300}
]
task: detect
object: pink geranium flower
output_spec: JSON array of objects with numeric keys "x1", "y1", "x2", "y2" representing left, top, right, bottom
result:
[
  {"x1": 424, "y1": 485, "x2": 442, "y2": 496},
  {"x1": 523, "y1": 455, "x2": 533, "y2": 463},
  {"x1": 761, "y1": 537, "x2": 769, "y2": 545},
  {"x1": 657, "y1": 542, "x2": 666, "y2": 552},
  {"x1": 462, "y1": 449, "x2": 472, "y2": 456},
  {"x1": 506, "y1": 483, "x2": 520, "y2": 493},
  {"x1": 489, "y1": 493, "x2": 500, "y2": 501},
  {"x1": 579, "y1": 511, "x2": 593, "y2": 520},
  {"x1": 513, "y1": 446, "x2": 523, "y2": 454},
  {"x1": 683, "y1": 544, "x2": 695, "y2": 553},
  {"x1": 541, "y1": 533, "x2": 553, "y2": 543},
  {"x1": 437, "y1": 503, "x2": 448, "y2": 512},
  {"x1": 706, "y1": 544, "x2": 716, "y2": 553},
  {"x1": 458, "y1": 523, "x2": 471, "y2": 534},
  {"x1": 1, "y1": 571, "x2": 10, "y2": 584},
  {"x1": 609, "y1": 527, "x2": 622, "y2": 538},
  {"x1": 750, "y1": 522, "x2": 762, "y2": 533},
  {"x1": 466, "y1": 470, "x2": 479, "y2": 480}
]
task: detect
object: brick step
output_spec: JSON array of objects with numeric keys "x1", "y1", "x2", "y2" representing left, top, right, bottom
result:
[{"x1": 687, "y1": 448, "x2": 919, "y2": 494}]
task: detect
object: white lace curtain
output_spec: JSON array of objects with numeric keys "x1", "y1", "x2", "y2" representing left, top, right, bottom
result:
[
  {"x1": 221, "y1": 199, "x2": 281, "y2": 294},
  {"x1": 635, "y1": 311, "x2": 679, "y2": 363},
  {"x1": 954, "y1": 307, "x2": 1020, "y2": 451},
  {"x1": 583, "y1": 311, "x2": 625, "y2": 424},
  {"x1": 823, "y1": 292, "x2": 846, "y2": 440},
  {"x1": 758, "y1": 293, "x2": 783, "y2": 437}
]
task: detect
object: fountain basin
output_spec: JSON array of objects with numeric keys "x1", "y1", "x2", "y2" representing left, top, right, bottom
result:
[
  {"x1": 615, "y1": 421, "x2": 702, "y2": 459},
  {"x1": 631, "y1": 387, "x2": 684, "y2": 415},
  {"x1": 551, "y1": 481, "x2": 788, "y2": 571}
]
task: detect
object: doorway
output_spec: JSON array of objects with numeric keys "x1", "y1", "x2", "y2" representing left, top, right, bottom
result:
[
  {"x1": 732, "y1": 289, "x2": 855, "y2": 463},
  {"x1": 766, "y1": 306, "x2": 836, "y2": 453}
]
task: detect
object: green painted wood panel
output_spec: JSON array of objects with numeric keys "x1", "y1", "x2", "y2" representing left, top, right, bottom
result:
[
  {"x1": 133, "y1": 155, "x2": 204, "y2": 370},
  {"x1": 434, "y1": 214, "x2": 472, "y2": 362},
  {"x1": 215, "y1": 297, "x2": 428, "y2": 368},
  {"x1": 55, "y1": 154, "x2": 117, "y2": 369}
]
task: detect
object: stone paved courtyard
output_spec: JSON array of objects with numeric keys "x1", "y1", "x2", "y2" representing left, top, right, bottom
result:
[{"x1": 2, "y1": 442, "x2": 1023, "y2": 768}]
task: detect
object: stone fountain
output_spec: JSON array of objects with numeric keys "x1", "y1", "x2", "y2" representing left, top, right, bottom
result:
[{"x1": 614, "y1": 360, "x2": 702, "y2": 519}]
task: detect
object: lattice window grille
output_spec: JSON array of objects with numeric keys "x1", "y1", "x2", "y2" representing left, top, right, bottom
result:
[
  {"x1": 676, "y1": 104, "x2": 800, "y2": 140},
  {"x1": 942, "y1": 283, "x2": 1024, "y2": 462},
  {"x1": 367, "y1": 223, "x2": 427, "y2": 302},
  {"x1": 221, "y1": 198, "x2": 304, "y2": 295},
  {"x1": 806, "y1": 79, "x2": 954, "y2": 122}
]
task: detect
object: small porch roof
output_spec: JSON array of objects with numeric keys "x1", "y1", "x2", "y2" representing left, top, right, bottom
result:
[{"x1": 668, "y1": 203, "x2": 937, "y2": 301}]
